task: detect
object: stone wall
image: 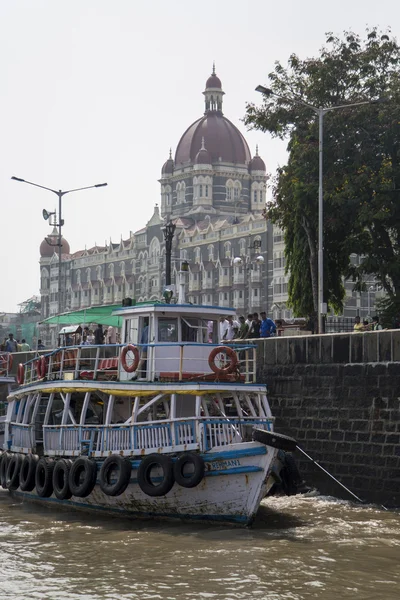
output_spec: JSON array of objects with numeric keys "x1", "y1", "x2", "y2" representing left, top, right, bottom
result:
[{"x1": 256, "y1": 330, "x2": 400, "y2": 507}]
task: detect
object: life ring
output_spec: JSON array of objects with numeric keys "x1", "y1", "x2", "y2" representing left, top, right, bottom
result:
[
  {"x1": 68, "y1": 457, "x2": 97, "y2": 497},
  {"x1": 99, "y1": 455, "x2": 131, "y2": 496},
  {"x1": 19, "y1": 454, "x2": 39, "y2": 491},
  {"x1": 6, "y1": 453, "x2": 23, "y2": 491},
  {"x1": 35, "y1": 457, "x2": 55, "y2": 497},
  {"x1": 0, "y1": 452, "x2": 11, "y2": 489},
  {"x1": 137, "y1": 454, "x2": 174, "y2": 497},
  {"x1": 17, "y1": 363, "x2": 25, "y2": 385},
  {"x1": 36, "y1": 356, "x2": 47, "y2": 379},
  {"x1": 252, "y1": 428, "x2": 297, "y2": 452},
  {"x1": 208, "y1": 346, "x2": 238, "y2": 375},
  {"x1": 120, "y1": 344, "x2": 140, "y2": 373},
  {"x1": 53, "y1": 459, "x2": 73, "y2": 500},
  {"x1": 173, "y1": 453, "x2": 205, "y2": 488}
]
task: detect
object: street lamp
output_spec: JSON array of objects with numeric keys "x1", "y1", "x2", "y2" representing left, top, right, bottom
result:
[
  {"x1": 256, "y1": 85, "x2": 382, "y2": 333},
  {"x1": 162, "y1": 220, "x2": 176, "y2": 287},
  {"x1": 11, "y1": 176, "x2": 107, "y2": 315},
  {"x1": 233, "y1": 239, "x2": 264, "y2": 313}
]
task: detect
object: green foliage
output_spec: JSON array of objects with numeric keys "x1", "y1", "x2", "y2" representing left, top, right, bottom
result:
[
  {"x1": 245, "y1": 28, "x2": 400, "y2": 318},
  {"x1": 375, "y1": 294, "x2": 400, "y2": 328}
]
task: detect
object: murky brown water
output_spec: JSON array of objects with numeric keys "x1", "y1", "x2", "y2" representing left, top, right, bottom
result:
[{"x1": 0, "y1": 491, "x2": 399, "y2": 600}]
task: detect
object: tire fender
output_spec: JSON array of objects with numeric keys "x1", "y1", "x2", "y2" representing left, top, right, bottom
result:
[
  {"x1": 69, "y1": 457, "x2": 97, "y2": 498},
  {"x1": 99, "y1": 455, "x2": 131, "y2": 496},
  {"x1": 173, "y1": 453, "x2": 205, "y2": 488},
  {"x1": 137, "y1": 454, "x2": 174, "y2": 497}
]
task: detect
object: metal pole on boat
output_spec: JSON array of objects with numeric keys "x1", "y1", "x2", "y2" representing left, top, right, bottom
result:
[{"x1": 162, "y1": 220, "x2": 176, "y2": 287}]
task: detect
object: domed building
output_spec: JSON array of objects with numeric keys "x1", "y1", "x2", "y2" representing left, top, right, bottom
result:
[
  {"x1": 160, "y1": 65, "x2": 267, "y2": 220},
  {"x1": 39, "y1": 67, "x2": 276, "y2": 344}
]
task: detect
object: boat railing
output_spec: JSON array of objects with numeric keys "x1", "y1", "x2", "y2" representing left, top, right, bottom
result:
[
  {"x1": 0, "y1": 352, "x2": 13, "y2": 378},
  {"x1": 20, "y1": 341, "x2": 257, "y2": 386},
  {"x1": 9, "y1": 423, "x2": 34, "y2": 451},
  {"x1": 41, "y1": 416, "x2": 273, "y2": 456}
]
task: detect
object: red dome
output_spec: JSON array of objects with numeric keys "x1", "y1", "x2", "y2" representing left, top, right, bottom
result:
[
  {"x1": 40, "y1": 229, "x2": 70, "y2": 258},
  {"x1": 249, "y1": 155, "x2": 266, "y2": 172},
  {"x1": 175, "y1": 113, "x2": 251, "y2": 166},
  {"x1": 205, "y1": 74, "x2": 222, "y2": 89},
  {"x1": 161, "y1": 157, "x2": 174, "y2": 175}
]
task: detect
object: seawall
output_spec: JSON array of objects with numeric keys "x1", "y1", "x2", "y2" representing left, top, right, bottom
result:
[{"x1": 256, "y1": 330, "x2": 400, "y2": 507}]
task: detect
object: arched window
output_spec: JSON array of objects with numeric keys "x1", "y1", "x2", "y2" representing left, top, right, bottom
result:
[
  {"x1": 194, "y1": 247, "x2": 201, "y2": 264},
  {"x1": 109, "y1": 263, "x2": 114, "y2": 279},
  {"x1": 234, "y1": 180, "x2": 241, "y2": 200},
  {"x1": 176, "y1": 181, "x2": 186, "y2": 204},
  {"x1": 207, "y1": 244, "x2": 214, "y2": 261},
  {"x1": 224, "y1": 241, "x2": 231, "y2": 258},
  {"x1": 239, "y1": 238, "x2": 246, "y2": 255},
  {"x1": 149, "y1": 237, "x2": 160, "y2": 265},
  {"x1": 96, "y1": 265, "x2": 102, "y2": 280},
  {"x1": 120, "y1": 261, "x2": 126, "y2": 277},
  {"x1": 225, "y1": 179, "x2": 234, "y2": 201},
  {"x1": 77, "y1": 270, "x2": 81, "y2": 285}
]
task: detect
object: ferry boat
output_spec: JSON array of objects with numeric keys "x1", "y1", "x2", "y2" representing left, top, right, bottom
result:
[{"x1": 0, "y1": 301, "x2": 296, "y2": 525}]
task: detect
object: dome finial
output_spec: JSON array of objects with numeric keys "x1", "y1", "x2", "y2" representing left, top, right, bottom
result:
[
  {"x1": 212, "y1": 61, "x2": 216, "y2": 75},
  {"x1": 169, "y1": 147, "x2": 172, "y2": 159},
  {"x1": 256, "y1": 144, "x2": 259, "y2": 156},
  {"x1": 201, "y1": 136, "x2": 205, "y2": 150}
]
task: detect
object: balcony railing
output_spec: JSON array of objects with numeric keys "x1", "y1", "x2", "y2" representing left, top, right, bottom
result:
[
  {"x1": 20, "y1": 341, "x2": 258, "y2": 386},
  {"x1": 41, "y1": 417, "x2": 273, "y2": 456}
]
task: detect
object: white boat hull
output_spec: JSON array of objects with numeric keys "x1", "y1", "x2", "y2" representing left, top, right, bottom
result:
[{"x1": 10, "y1": 442, "x2": 278, "y2": 525}]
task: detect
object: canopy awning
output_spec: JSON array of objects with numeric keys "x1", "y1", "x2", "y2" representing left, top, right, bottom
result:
[{"x1": 40, "y1": 305, "x2": 122, "y2": 328}]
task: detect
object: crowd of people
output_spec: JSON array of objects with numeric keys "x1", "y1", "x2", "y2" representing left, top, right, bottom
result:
[
  {"x1": 217, "y1": 312, "x2": 281, "y2": 342},
  {"x1": 354, "y1": 315, "x2": 384, "y2": 332},
  {"x1": 0, "y1": 333, "x2": 40, "y2": 352},
  {"x1": 63, "y1": 324, "x2": 120, "y2": 346}
]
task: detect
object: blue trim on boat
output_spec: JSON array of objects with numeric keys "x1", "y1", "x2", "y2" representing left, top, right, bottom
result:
[
  {"x1": 201, "y1": 446, "x2": 267, "y2": 461},
  {"x1": 205, "y1": 465, "x2": 263, "y2": 476},
  {"x1": 11, "y1": 490, "x2": 250, "y2": 524}
]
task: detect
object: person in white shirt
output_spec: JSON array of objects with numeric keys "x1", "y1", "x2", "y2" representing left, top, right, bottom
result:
[
  {"x1": 245, "y1": 314, "x2": 254, "y2": 338},
  {"x1": 107, "y1": 325, "x2": 117, "y2": 344},
  {"x1": 219, "y1": 316, "x2": 229, "y2": 342},
  {"x1": 226, "y1": 315, "x2": 239, "y2": 341}
]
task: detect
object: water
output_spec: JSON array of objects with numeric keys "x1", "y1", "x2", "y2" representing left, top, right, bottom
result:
[{"x1": 0, "y1": 491, "x2": 399, "y2": 600}]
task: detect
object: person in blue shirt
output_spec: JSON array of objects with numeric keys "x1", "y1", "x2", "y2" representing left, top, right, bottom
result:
[
  {"x1": 260, "y1": 312, "x2": 276, "y2": 338},
  {"x1": 5, "y1": 333, "x2": 18, "y2": 353}
]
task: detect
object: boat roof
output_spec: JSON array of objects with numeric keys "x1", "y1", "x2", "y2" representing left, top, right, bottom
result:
[{"x1": 113, "y1": 302, "x2": 236, "y2": 318}]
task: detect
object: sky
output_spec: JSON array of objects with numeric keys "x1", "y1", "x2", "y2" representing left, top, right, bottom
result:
[{"x1": 0, "y1": 0, "x2": 397, "y2": 313}]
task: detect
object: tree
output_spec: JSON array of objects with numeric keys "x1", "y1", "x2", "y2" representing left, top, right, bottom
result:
[{"x1": 244, "y1": 29, "x2": 400, "y2": 321}]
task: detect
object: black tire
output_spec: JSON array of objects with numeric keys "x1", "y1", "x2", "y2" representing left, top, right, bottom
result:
[
  {"x1": 173, "y1": 453, "x2": 204, "y2": 488},
  {"x1": 99, "y1": 455, "x2": 131, "y2": 496},
  {"x1": 0, "y1": 452, "x2": 11, "y2": 489},
  {"x1": 69, "y1": 457, "x2": 97, "y2": 498},
  {"x1": 35, "y1": 457, "x2": 55, "y2": 498},
  {"x1": 53, "y1": 459, "x2": 73, "y2": 500},
  {"x1": 19, "y1": 454, "x2": 39, "y2": 492},
  {"x1": 253, "y1": 428, "x2": 297, "y2": 452},
  {"x1": 6, "y1": 453, "x2": 23, "y2": 491},
  {"x1": 137, "y1": 454, "x2": 174, "y2": 497}
]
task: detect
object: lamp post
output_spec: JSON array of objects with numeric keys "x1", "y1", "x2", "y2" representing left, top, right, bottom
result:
[
  {"x1": 162, "y1": 220, "x2": 176, "y2": 287},
  {"x1": 255, "y1": 85, "x2": 381, "y2": 333},
  {"x1": 233, "y1": 239, "x2": 264, "y2": 313},
  {"x1": 11, "y1": 176, "x2": 107, "y2": 315}
]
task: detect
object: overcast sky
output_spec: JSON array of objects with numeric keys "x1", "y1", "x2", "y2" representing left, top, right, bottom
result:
[{"x1": 0, "y1": 0, "x2": 397, "y2": 313}]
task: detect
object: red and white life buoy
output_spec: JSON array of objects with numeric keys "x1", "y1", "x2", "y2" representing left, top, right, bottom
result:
[
  {"x1": 208, "y1": 346, "x2": 238, "y2": 375},
  {"x1": 120, "y1": 344, "x2": 140, "y2": 373},
  {"x1": 36, "y1": 356, "x2": 47, "y2": 379},
  {"x1": 17, "y1": 363, "x2": 25, "y2": 385}
]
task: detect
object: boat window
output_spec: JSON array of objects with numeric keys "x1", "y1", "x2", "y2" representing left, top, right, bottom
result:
[
  {"x1": 158, "y1": 317, "x2": 178, "y2": 342},
  {"x1": 181, "y1": 317, "x2": 211, "y2": 343},
  {"x1": 48, "y1": 396, "x2": 65, "y2": 426},
  {"x1": 124, "y1": 317, "x2": 139, "y2": 344},
  {"x1": 68, "y1": 395, "x2": 86, "y2": 425},
  {"x1": 111, "y1": 397, "x2": 133, "y2": 424}
]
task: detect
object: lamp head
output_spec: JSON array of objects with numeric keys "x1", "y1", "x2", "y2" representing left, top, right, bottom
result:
[
  {"x1": 233, "y1": 257, "x2": 243, "y2": 266},
  {"x1": 255, "y1": 85, "x2": 273, "y2": 96},
  {"x1": 42, "y1": 209, "x2": 53, "y2": 221},
  {"x1": 11, "y1": 176, "x2": 25, "y2": 182},
  {"x1": 255, "y1": 255, "x2": 265, "y2": 264},
  {"x1": 163, "y1": 289, "x2": 174, "y2": 304},
  {"x1": 181, "y1": 260, "x2": 189, "y2": 272}
]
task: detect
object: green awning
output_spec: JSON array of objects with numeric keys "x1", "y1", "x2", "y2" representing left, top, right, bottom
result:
[{"x1": 40, "y1": 305, "x2": 122, "y2": 327}]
